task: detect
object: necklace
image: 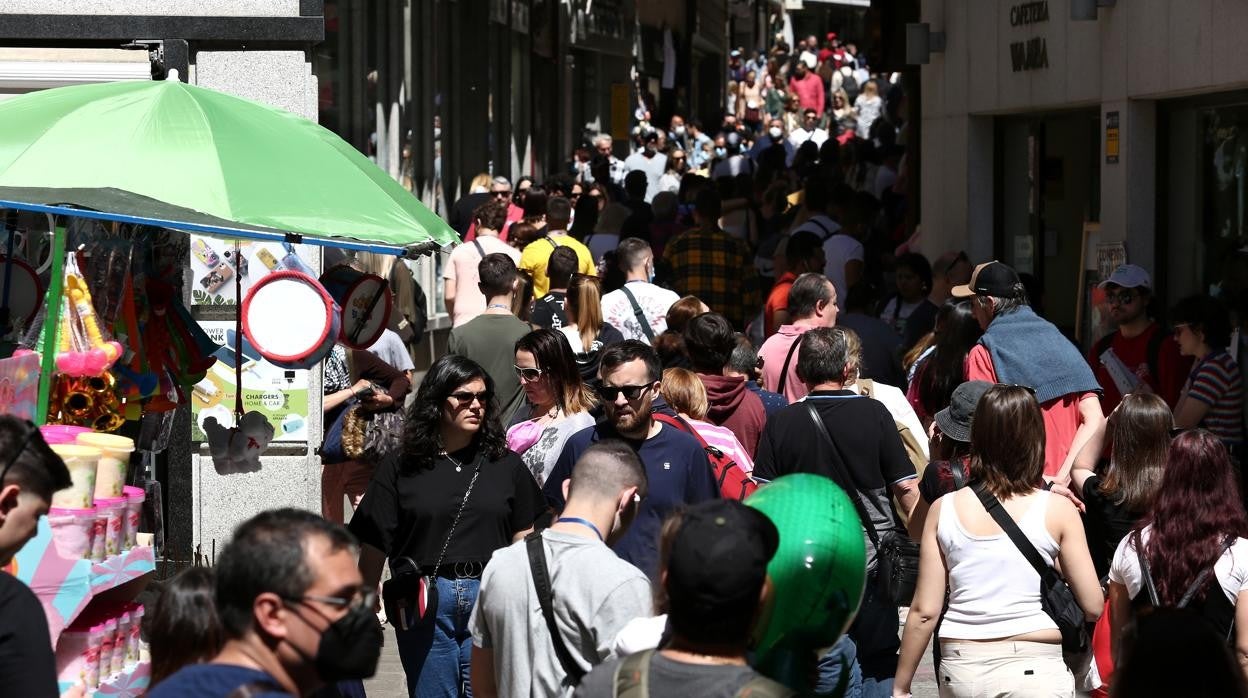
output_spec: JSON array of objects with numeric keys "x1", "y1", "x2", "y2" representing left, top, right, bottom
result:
[{"x1": 442, "y1": 451, "x2": 465, "y2": 472}]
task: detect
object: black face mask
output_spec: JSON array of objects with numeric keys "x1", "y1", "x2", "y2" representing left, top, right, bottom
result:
[{"x1": 289, "y1": 601, "x2": 383, "y2": 682}]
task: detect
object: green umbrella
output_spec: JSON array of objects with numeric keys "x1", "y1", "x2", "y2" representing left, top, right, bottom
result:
[{"x1": 0, "y1": 79, "x2": 456, "y2": 251}]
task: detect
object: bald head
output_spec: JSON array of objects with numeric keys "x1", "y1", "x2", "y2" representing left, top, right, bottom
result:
[{"x1": 567, "y1": 440, "x2": 649, "y2": 503}]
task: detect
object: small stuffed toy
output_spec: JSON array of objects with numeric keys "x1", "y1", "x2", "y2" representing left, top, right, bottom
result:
[{"x1": 203, "y1": 411, "x2": 275, "y2": 472}]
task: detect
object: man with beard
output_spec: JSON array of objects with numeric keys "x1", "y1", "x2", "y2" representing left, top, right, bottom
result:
[{"x1": 543, "y1": 341, "x2": 718, "y2": 580}]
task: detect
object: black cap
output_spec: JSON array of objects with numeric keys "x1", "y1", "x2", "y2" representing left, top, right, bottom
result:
[
  {"x1": 951, "y1": 260, "x2": 1021, "y2": 298},
  {"x1": 933, "y1": 380, "x2": 993, "y2": 443},
  {"x1": 665, "y1": 500, "x2": 779, "y2": 621}
]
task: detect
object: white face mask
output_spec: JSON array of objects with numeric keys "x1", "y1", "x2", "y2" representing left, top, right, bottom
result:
[
  {"x1": 768, "y1": 127, "x2": 783, "y2": 140},
  {"x1": 674, "y1": 125, "x2": 686, "y2": 136}
]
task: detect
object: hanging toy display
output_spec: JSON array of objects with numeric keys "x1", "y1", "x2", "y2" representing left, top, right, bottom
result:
[{"x1": 54, "y1": 252, "x2": 124, "y2": 377}]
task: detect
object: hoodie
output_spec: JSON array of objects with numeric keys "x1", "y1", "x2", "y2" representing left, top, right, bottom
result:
[{"x1": 698, "y1": 373, "x2": 767, "y2": 458}]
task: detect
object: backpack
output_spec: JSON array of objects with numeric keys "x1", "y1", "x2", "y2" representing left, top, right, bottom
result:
[
  {"x1": 1093, "y1": 327, "x2": 1167, "y2": 386},
  {"x1": 653, "y1": 413, "x2": 758, "y2": 501}
]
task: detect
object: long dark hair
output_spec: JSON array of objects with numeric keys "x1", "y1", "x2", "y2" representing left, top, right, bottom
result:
[
  {"x1": 515, "y1": 329, "x2": 597, "y2": 414},
  {"x1": 917, "y1": 299, "x2": 982, "y2": 417},
  {"x1": 1139, "y1": 430, "x2": 1248, "y2": 606},
  {"x1": 147, "y1": 567, "x2": 223, "y2": 687},
  {"x1": 403, "y1": 354, "x2": 507, "y2": 469}
]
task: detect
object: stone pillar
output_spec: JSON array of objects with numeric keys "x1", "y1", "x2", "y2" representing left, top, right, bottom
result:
[
  {"x1": 918, "y1": 113, "x2": 995, "y2": 263},
  {"x1": 1099, "y1": 99, "x2": 1156, "y2": 273}
]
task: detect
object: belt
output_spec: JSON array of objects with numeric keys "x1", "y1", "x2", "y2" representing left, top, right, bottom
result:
[{"x1": 430, "y1": 561, "x2": 485, "y2": 580}]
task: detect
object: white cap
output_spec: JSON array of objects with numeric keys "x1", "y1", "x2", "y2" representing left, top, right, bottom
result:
[{"x1": 1099, "y1": 264, "x2": 1151, "y2": 290}]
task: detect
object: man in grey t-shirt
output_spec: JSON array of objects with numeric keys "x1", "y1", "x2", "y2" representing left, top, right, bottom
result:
[{"x1": 470, "y1": 441, "x2": 652, "y2": 697}]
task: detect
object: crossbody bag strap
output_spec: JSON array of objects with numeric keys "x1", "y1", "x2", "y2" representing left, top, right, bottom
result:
[
  {"x1": 612, "y1": 648, "x2": 655, "y2": 698},
  {"x1": 775, "y1": 337, "x2": 801, "y2": 395},
  {"x1": 525, "y1": 532, "x2": 586, "y2": 684},
  {"x1": 1176, "y1": 536, "x2": 1236, "y2": 608},
  {"x1": 1133, "y1": 530, "x2": 1161, "y2": 607},
  {"x1": 619, "y1": 285, "x2": 656, "y2": 341},
  {"x1": 424, "y1": 454, "x2": 485, "y2": 578},
  {"x1": 804, "y1": 402, "x2": 880, "y2": 548},
  {"x1": 472, "y1": 240, "x2": 486, "y2": 258},
  {"x1": 949, "y1": 458, "x2": 966, "y2": 490},
  {"x1": 970, "y1": 482, "x2": 1051, "y2": 580}
]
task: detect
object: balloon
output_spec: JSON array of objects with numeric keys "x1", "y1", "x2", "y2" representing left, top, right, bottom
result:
[{"x1": 747, "y1": 474, "x2": 868, "y2": 690}]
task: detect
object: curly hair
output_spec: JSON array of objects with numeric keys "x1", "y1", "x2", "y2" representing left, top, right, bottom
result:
[
  {"x1": 402, "y1": 355, "x2": 507, "y2": 471},
  {"x1": 1139, "y1": 430, "x2": 1248, "y2": 606}
]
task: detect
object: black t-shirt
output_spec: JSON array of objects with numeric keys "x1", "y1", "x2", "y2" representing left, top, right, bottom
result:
[
  {"x1": 754, "y1": 390, "x2": 916, "y2": 565},
  {"x1": 1081, "y1": 474, "x2": 1144, "y2": 579},
  {"x1": 349, "y1": 446, "x2": 544, "y2": 568},
  {"x1": 530, "y1": 292, "x2": 568, "y2": 330},
  {"x1": 0, "y1": 572, "x2": 57, "y2": 698}
]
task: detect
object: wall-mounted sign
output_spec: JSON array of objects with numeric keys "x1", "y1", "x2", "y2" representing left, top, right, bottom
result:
[
  {"x1": 1105, "y1": 111, "x2": 1120, "y2": 164},
  {"x1": 1009, "y1": 1, "x2": 1049, "y2": 72}
]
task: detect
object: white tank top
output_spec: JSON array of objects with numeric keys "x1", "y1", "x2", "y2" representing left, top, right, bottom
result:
[{"x1": 936, "y1": 490, "x2": 1061, "y2": 640}]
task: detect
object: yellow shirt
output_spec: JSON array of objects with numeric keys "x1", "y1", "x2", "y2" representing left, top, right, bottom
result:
[{"x1": 519, "y1": 233, "x2": 597, "y2": 297}]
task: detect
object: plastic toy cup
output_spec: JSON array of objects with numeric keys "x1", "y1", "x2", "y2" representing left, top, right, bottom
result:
[
  {"x1": 39, "y1": 424, "x2": 91, "y2": 445},
  {"x1": 122, "y1": 486, "x2": 145, "y2": 550},
  {"x1": 77, "y1": 433, "x2": 134, "y2": 499},
  {"x1": 49, "y1": 444, "x2": 102, "y2": 509},
  {"x1": 112, "y1": 612, "x2": 129, "y2": 676},
  {"x1": 94, "y1": 497, "x2": 126, "y2": 558},
  {"x1": 55, "y1": 625, "x2": 95, "y2": 691},
  {"x1": 48, "y1": 507, "x2": 97, "y2": 560},
  {"x1": 127, "y1": 604, "x2": 143, "y2": 664},
  {"x1": 88, "y1": 508, "x2": 107, "y2": 562},
  {"x1": 99, "y1": 618, "x2": 116, "y2": 681}
]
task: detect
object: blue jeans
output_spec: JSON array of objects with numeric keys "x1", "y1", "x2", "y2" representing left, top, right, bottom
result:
[
  {"x1": 816, "y1": 635, "x2": 863, "y2": 697},
  {"x1": 817, "y1": 581, "x2": 897, "y2": 698},
  {"x1": 393, "y1": 577, "x2": 480, "y2": 698}
]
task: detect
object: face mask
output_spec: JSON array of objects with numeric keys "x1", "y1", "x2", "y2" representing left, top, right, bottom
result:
[
  {"x1": 715, "y1": 146, "x2": 727, "y2": 158},
  {"x1": 674, "y1": 126, "x2": 686, "y2": 136},
  {"x1": 292, "y1": 602, "x2": 383, "y2": 682},
  {"x1": 768, "y1": 127, "x2": 783, "y2": 140}
]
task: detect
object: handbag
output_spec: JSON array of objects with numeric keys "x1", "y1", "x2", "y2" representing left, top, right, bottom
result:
[
  {"x1": 360, "y1": 409, "x2": 405, "y2": 462},
  {"x1": 804, "y1": 403, "x2": 919, "y2": 606},
  {"x1": 382, "y1": 454, "x2": 483, "y2": 631}
]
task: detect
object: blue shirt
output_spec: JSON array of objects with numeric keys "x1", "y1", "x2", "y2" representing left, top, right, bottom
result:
[
  {"x1": 746, "y1": 380, "x2": 788, "y2": 417},
  {"x1": 149, "y1": 664, "x2": 291, "y2": 698},
  {"x1": 544, "y1": 422, "x2": 719, "y2": 579}
]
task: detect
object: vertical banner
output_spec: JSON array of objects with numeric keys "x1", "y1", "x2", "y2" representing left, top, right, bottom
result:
[
  {"x1": 1105, "y1": 111, "x2": 1120, "y2": 164},
  {"x1": 610, "y1": 83, "x2": 631, "y2": 142}
]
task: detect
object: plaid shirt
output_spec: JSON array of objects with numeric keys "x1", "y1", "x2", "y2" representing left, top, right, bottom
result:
[{"x1": 664, "y1": 227, "x2": 760, "y2": 329}]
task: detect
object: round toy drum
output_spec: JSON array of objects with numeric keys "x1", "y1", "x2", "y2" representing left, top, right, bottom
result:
[
  {"x1": 319, "y1": 265, "x2": 392, "y2": 350},
  {"x1": 242, "y1": 271, "x2": 341, "y2": 369},
  {"x1": 0, "y1": 255, "x2": 44, "y2": 329}
]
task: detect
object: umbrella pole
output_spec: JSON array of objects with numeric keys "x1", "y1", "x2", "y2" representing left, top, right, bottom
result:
[{"x1": 34, "y1": 223, "x2": 65, "y2": 425}]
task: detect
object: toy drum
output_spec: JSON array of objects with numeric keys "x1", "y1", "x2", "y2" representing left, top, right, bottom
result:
[
  {"x1": 242, "y1": 271, "x2": 341, "y2": 370},
  {"x1": 0, "y1": 255, "x2": 44, "y2": 329},
  {"x1": 319, "y1": 265, "x2": 392, "y2": 350}
]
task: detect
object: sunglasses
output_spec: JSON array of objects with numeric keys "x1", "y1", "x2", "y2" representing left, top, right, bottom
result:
[
  {"x1": 596, "y1": 384, "x2": 653, "y2": 401},
  {"x1": 1106, "y1": 291, "x2": 1138, "y2": 306},
  {"x1": 448, "y1": 390, "x2": 492, "y2": 406},
  {"x1": 996, "y1": 383, "x2": 1037, "y2": 396},
  {"x1": 514, "y1": 365, "x2": 544, "y2": 382},
  {"x1": 0, "y1": 422, "x2": 37, "y2": 488},
  {"x1": 492, "y1": 190, "x2": 513, "y2": 199}
]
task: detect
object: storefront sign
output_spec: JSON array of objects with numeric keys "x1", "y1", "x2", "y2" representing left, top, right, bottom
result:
[
  {"x1": 189, "y1": 236, "x2": 316, "y2": 306},
  {"x1": 1105, "y1": 111, "x2": 1120, "y2": 164},
  {"x1": 1008, "y1": 1, "x2": 1049, "y2": 72}
]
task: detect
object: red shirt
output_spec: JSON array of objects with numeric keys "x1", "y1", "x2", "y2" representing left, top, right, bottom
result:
[
  {"x1": 764, "y1": 272, "x2": 797, "y2": 338},
  {"x1": 1086, "y1": 322, "x2": 1191, "y2": 412}
]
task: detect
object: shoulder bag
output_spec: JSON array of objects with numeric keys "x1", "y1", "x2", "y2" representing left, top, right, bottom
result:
[
  {"x1": 804, "y1": 403, "x2": 919, "y2": 606},
  {"x1": 526, "y1": 532, "x2": 586, "y2": 686},
  {"x1": 774, "y1": 338, "x2": 801, "y2": 395},
  {"x1": 382, "y1": 455, "x2": 484, "y2": 632},
  {"x1": 970, "y1": 482, "x2": 1087, "y2": 654}
]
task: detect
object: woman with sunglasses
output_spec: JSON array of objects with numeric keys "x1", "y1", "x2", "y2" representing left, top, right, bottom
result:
[
  {"x1": 894, "y1": 385, "x2": 1103, "y2": 697},
  {"x1": 561, "y1": 273, "x2": 626, "y2": 384},
  {"x1": 350, "y1": 354, "x2": 544, "y2": 698},
  {"x1": 507, "y1": 329, "x2": 598, "y2": 486}
]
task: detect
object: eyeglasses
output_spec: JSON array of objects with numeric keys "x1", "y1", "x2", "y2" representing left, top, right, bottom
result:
[
  {"x1": 286, "y1": 587, "x2": 377, "y2": 613},
  {"x1": 1106, "y1": 291, "x2": 1138, "y2": 306},
  {"x1": 448, "y1": 390, "x2": 492, "y2": 406},
  {"x1": 596, "y1": 384, "x2": 653, "y2": 401},
  {"x1": 0, "y1": 422, "x2": 36, "y2": 488},
  {"x1": 514, "y1": 365, "x2": 544, "y2": 382}
]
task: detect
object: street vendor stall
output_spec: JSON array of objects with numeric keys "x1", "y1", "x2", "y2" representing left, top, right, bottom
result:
[{"x1": 0, "y1": 76, "x2": 456, "y2": 697}]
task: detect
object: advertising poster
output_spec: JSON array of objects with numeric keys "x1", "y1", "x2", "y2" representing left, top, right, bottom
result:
[
  {"x1": 190, "y1": 321, "x2": 309, "y2": 442},
  {"x1": 189, "y1": 235, "x2": 316, "y2": 306},
  {"x1": 0, "y1": 353, "x2": 40, "y2": 420}
]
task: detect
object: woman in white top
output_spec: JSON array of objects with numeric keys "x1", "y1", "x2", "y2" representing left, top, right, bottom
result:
[
  {"x1": 1108, "y1": 428, "x2": 1248, "y2": 684},
  {"x1": 854, "y1": 79, "x2": 883, "y2": 139},
  {"x1": 507, "y1": 329, "x2": 597, "y2": 485},
  {"x1": 894, "y1": 385, "x2": 1103, "y2": 698}
]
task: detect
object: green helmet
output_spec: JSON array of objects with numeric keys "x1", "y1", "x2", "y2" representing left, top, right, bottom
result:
[{"x1": 747, "y1": 474, "x2": 867, "y2": 688}]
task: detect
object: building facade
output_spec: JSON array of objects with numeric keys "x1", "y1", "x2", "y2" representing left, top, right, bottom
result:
[{"x1": 920, "y1": 0, "x2": 1248, "y2": 337}]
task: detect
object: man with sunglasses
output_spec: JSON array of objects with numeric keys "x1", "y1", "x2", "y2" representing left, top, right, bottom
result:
[
  {"x1": 542, "y1": 341, "x2": 718, "y2": 581},
  {"x1": 153, "y1": 508, "x2": 381, "y2": 697},
  {"x1": 0, "y1": 417, "x2": 72, "y2": 698},
  {"x1": 1087, "y1": 264, "x2": 1189, "y2": 412}
]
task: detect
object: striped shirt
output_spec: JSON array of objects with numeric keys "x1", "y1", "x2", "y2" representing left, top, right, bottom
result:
[
  {"x1": 688, "y1": 419, "x2": 755, "y2": 474},
  {"x1": 1186, "y1": 351, "x2": 1244, "y2": 443}
]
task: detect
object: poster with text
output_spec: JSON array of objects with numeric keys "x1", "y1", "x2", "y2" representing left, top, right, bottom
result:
[
  {"x1": 0, "y1": 353, "x2": 40, "y2": 420},
  {"x1": 190, "y1": 322, "x2": 310, "y2": 442},
  {"x1": 189, "y1": 236, "x2": 317, "y2": 306}
]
